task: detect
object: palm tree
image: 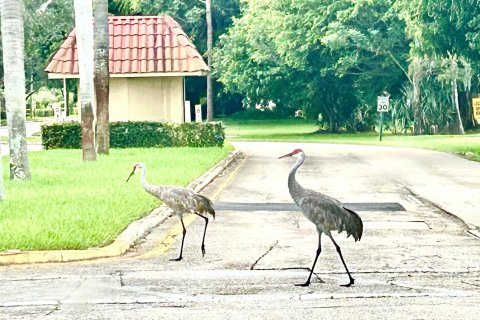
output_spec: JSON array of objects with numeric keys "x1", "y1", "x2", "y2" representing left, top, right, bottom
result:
[
  {"x1": 0, "y1": 0, "x2": 31, "y2": 180},
  {"x1": 94, "y1": 0, "x2": 110, "y2": 154},
  {"x1": 74, "y1": 0, "x2": 96, "y2": 161}
]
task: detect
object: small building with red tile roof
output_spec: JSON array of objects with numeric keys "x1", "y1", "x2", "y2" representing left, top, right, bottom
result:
[{"x1": 45, "y1": 15, "x2": 208, "y2": 123}]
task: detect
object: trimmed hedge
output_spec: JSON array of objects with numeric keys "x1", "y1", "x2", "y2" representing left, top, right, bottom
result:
[
  {"x1": 109, "y1": 122, "x2": 173, "y2": 148},
  {"x1": 41, "y1": 121, "x2": 225, "y2": 149}
]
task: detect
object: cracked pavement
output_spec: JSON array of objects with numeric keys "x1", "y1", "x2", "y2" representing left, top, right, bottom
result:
[{"x1": 1, "y1": 141, "x2": 480, "y2": 319}]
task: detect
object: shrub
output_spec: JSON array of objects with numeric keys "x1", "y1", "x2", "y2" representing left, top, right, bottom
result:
[
  {"x1": 34, "y1": 108, "x2": 54, "y2": 118},
  {"x1": 41, "y1": 122, "x2": 81, "y2": 149},
  {"x1": 41, "y1": 121, "x2": 225, "y2": 149},
  {"x1": 109, "y1": 122, "x2": 173, "y2": 148},
  {"x1": 172, "y1": 122, "x2": 225, "y2": 147}
]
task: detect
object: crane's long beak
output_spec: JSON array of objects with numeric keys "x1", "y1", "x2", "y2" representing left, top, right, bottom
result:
[
  {"x1": 278, "y1": 152, "x2": 292, "y2": 159},
  {"x1": 126, "y1": 169, "x2": 135, "y2": 183}
]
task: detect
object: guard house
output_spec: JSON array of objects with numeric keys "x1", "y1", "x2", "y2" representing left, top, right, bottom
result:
[{"x1": 45, "y1": 15, "x2": 209, "y2": 123}]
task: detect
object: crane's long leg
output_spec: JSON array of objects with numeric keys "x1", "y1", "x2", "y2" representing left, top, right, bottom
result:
[
  {"x1": 194, "y1": 213, "x2": 209, "y2": 256},
  {"x1": 170, "y1": 217, "x2": 186, "y2": 261},
  {"x1": 328, "y1": 234, "x2": 355, "y2": 287},
  {"x1": 296, "y1": 233, "x2": 322, "y2": 287}
]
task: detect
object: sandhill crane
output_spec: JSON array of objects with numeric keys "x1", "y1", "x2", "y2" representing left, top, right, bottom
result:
[
  {"x1": 126, "y1": 163, "x2": 215, "y2": 261},
  {"x1": 279, "y1": 149, "x2": 363, "y2": 287}
]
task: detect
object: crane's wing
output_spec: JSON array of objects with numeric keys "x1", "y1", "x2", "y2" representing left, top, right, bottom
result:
[
  {"x1": 297, "y1": 195, "x2": 363, "y2": 241},
  {"x1": 163, "y1": 187, "x2": 215, "y2": 217}
]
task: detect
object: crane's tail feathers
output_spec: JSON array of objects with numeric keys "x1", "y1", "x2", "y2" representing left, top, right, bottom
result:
[
  {"x1": 196, "y1": 194, "x2": 216, "y2": 220},
  {"x1": 343, "y1": 207, "x2": 363, "y2": 241}
]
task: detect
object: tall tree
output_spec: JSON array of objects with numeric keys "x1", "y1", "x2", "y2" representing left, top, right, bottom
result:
[
  {"x1": 205, "y1": 0, "x2": 213, "y2": 121},
  {"x1": 215, "y1": 0, "x2": 408, "y2": 131},
  {"x1": 74, "y1": 0, "x2": 96, "y2": 161},
  {"x1": 94, "y1": 0, "x2": 110, "y2": 154},
  {"x1": 0, "y1": 0, "x2": 31, "y2": 180}
]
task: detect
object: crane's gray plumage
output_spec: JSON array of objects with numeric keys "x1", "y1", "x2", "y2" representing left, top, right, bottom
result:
[
  {"x1": 280, "y1": 149, "x2": 363, "y2": 287},
  {"x1": 127, "y1": 163, "x2": 215, "y2": 261}
]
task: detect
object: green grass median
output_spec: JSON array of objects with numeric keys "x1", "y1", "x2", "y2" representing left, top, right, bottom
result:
[{"x1": 0, "y1": 146, "x2": 232, "y2": 251}]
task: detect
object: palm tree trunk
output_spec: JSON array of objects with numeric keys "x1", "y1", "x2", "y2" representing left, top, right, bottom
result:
[
  {"x1": 74, "y1": 0, "x2": 96, "y2": 161},
  {"x1": 94, "y1": 0, "x2": 110, "y2": 154},
  {"x1": 452, "y1": 78, "x2": 465, "y2": 135},
  {"x1": 412, "y1": 71, "x2": 423, "y2": 135},
  {"x1": 0, "y1": 0, "x2": 31, "y2": 180},
  {"x1": 206, "y1": 0, "x2": 214, "y2": 121}
]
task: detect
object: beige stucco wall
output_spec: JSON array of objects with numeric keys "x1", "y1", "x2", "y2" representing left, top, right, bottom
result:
[{"x1": 80, "y1": 76, "x2": 185, "y2": 123}]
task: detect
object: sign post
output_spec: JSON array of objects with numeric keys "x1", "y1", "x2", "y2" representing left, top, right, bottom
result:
[
  {"x1": 473, "y1": 97, "x2": 480, "y2": 124},
  {"x1": 195, "y1": 104, "x2": 202, "y2": 123},
  {"x1": 377, "y1": 95, "x2": 390, "y2": 141}
]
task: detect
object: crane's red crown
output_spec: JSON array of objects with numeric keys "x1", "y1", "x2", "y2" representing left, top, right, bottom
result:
[{"x1": 279, "y1": 148, "x2": 304, "y2": 159}]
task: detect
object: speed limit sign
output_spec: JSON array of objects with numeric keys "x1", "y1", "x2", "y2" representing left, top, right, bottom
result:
[{"x1": 377, "y1": 96, "x2": 389, "y2": 112}]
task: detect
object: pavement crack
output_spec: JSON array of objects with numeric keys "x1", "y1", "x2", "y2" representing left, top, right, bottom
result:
[
  {"x1": 250, "y1": 240, "x2": 279, "y2": 270},
  {"x1": 110, "y1": 270, "x2": 125, "y2": 287},
  {"x1": 44, "y1": 301, "x2": 61, "y2": 316}
]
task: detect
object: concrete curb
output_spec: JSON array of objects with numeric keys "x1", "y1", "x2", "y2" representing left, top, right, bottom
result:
[{"x1": 0, "y1": 150, "x2": 240, "y2": 265}]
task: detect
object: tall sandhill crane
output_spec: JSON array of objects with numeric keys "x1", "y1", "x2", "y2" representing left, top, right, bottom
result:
[
  {"x1": 126, "y1": 163, "x2": 215, "y2": 261},
  {"x1": 279, "y1": 149, "x2": 363, "y2": 287}
]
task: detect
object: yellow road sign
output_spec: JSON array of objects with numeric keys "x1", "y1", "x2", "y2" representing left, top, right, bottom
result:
[{"x1": 473, "y1": 98, "x2": 480, "y2": 121}]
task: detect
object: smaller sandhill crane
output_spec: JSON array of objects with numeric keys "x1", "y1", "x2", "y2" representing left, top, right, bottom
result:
[
  {"x1": 279, "y1": 149, "x2": 363, "y2": 287},
  {"x1": 126, "y1": 163, "x2": 215, "y2": 261}
]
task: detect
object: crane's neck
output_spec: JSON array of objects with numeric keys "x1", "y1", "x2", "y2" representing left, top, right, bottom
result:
[
  {"x1": 288, "y1": 154, "x2": 305, "y2": 203},
  {"x1": 139, "y1": 165, "x2": 148, "y2": 188},
  {"x1": 138, "y1": 165, "x2": 170, "y2": 199}
]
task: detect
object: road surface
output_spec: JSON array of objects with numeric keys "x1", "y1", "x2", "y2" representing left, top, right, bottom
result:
[{"x1": 1, "y1": 142, "x2": 479, "y2": 319}]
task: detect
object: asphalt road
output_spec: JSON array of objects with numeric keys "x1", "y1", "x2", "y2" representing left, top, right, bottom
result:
[{"x1": 1, "y1": 142, "x2": 479, "y2": 319}]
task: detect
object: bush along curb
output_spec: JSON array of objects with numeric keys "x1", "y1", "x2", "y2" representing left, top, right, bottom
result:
[{"x1": 41, "y1": 121, "x2": 225, "y2": 149}]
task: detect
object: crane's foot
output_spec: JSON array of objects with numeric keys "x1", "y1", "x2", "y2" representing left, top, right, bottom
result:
[
  {"x1": 201, "y1": 244, "x2": 206, "y2": 257},
  {"x1": 169, "y1": 256, "x2": 183, "y2": 262},
  {"x1": 340, "y1": 277, "x2": 355, "y2": 287},
  {"x1": 294, "y1": 281, "x2": 311, "y2": 287}
]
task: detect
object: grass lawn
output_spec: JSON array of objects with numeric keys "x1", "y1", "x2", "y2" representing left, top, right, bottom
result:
[
  {"x1": 0, "y1": 146, "x2": 233, "y2": 251},
  {"x1": 222, "y1": 119, "x2": 480, "y2": 161},
  {"x1": 0, "y1": 135, "x2": 42, "y2": 143}
]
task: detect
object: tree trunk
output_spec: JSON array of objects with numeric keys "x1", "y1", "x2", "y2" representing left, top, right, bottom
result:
[
  {"x1": 412, "y1": 71, "x2": 423, "y2": 135},
  {"x1": 94, "y1": 0, "x2": 110, "y2": 154},
  {"x1": 451, "y1": 79, "x2": 465, "y2": 135},
  {"x1": 0, "y1": 0, "x2": 31, "y2": 180},
  {"x1": 74, "y1": 0, "x2": 96, "y2": 161},
  {"x1": 205, "y1": 0, "x2": 213, "y2": 121},
  {"x1": 327, "y1": 111, "x2": 337, "y2": 133}
]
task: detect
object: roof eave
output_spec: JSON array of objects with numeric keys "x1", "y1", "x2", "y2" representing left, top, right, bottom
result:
[{"x1": 47, "y1": 70, "x2": 209, "y2": 79}]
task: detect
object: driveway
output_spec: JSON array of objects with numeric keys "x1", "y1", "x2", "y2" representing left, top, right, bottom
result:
[{"x1": 1, "y1": 142, "x2": 479, "y2": 319}]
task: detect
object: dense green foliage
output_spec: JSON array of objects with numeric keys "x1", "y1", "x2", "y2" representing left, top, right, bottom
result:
[
  {"x1": 214, "y1": 0, "x2": 480, "y2": 133},
  {"x1": 41, "y1": 121, "x2": 225, "y2": 149}
]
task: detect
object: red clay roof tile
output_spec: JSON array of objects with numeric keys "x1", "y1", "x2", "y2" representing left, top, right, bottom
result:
[{"x1": 45, "y1": 15, "x2": 208, "y2": 76}]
